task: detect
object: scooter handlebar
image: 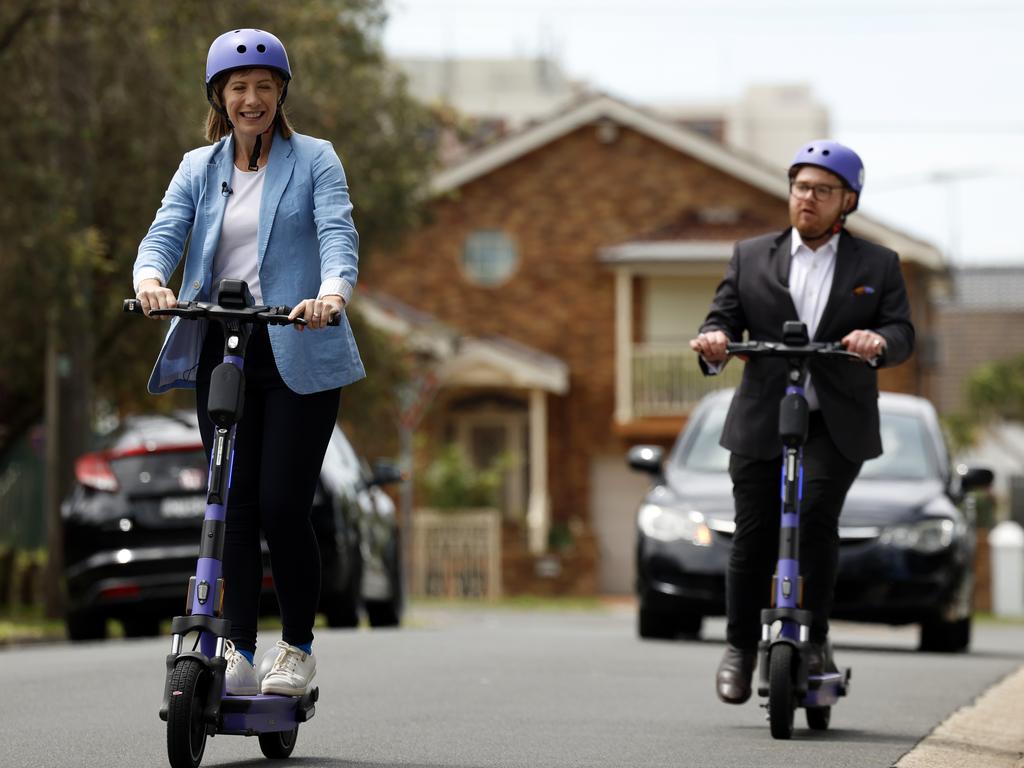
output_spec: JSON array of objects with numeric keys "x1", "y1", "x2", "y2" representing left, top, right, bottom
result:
[
  {"x1": 725, "y1": 340, "x2": 880, "y2": 368},
  {"x1": 122, "y1": 298, "x2": 341, "y2": 327}
]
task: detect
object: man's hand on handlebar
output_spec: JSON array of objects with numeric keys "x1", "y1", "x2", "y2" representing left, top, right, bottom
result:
[
  {"x1": 841, "y1": 329, "x2": 887, "y2": 362},
  {"x1": 689, "y1": 330, "x2": 730, "y2": 364},
  {"x1": 136, "y1": 278, "x2": 178, "y2": 319},
  {"x1": 288, "y1": 294, "x2": 345, "y2": 332}
]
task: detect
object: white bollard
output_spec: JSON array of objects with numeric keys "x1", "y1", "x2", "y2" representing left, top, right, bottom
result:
[{"x1": 989, "y1": 521, "x2": 1024, "y2": 617}]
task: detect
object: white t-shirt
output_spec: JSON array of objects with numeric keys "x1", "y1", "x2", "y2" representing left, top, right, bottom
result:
[{"x1": 212, "y1": 165, "x2": 266, "y2": 304}]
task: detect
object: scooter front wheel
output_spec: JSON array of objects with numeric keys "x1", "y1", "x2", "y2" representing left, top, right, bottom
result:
[
  {"x1": 259, "y1": 727, "x2": 298, "y2": 759},
  {"x1": 768, "y1": 644, "x2": 796, "y2": 740},
  {"x1": 166, "y1": 657, "x2": 210, "y2": 768}
]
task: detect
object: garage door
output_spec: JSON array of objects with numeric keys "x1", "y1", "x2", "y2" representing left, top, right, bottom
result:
[{"x1": 590, "y1": 454, "x2": 654, "y2": 595}]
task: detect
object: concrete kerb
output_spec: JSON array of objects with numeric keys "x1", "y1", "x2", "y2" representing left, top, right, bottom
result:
[{"x1": 895, "y1": 663, "x2": 1024, "y2": 768}]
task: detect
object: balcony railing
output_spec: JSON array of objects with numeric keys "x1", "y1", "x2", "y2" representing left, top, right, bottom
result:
[{"x1": 631, "y1": 343, "x2": 742, "y2": 417}]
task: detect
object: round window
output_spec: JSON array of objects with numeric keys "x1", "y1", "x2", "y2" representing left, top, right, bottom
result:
[{"x1": 462, "y1": 230, "x2": 518, "y2": 286}]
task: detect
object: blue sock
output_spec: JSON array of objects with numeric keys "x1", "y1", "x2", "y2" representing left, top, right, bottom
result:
[
  {"x1": 238, "y1": 648, "x2": 255, "y2": 666},
  {"x1": 295, "y1": 642, "x2": 312, "y2": 654}
]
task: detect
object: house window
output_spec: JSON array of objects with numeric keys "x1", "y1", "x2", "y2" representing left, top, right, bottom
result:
[{"x1": 462, "y1": 230, "x2": 518, "y2": 286}]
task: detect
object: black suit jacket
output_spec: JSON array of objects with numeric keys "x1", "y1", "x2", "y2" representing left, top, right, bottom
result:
[{"x1": 699, "y1": 228, "x2": 915, "y2": 463}]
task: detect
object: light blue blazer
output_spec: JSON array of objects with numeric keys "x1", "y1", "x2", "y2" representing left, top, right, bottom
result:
[{"x1": 133, "y1": 130, "x2": 365, "y2": 395}]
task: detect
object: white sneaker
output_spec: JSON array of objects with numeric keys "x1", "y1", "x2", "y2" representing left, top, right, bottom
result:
[
  {"x1": 224, "y1": 640, "x2": 259, "y2": 696},
  {"x1": 260, "y1": 640, "x2": 317, "y2": 696}
]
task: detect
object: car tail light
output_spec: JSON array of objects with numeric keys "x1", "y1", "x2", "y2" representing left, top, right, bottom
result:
[
  {"x1": 100, "y1": 584, "x2": 140, "y2": 600},
  {"x1": 75, "y1": 453, "x2": 119, "y2": 492}
]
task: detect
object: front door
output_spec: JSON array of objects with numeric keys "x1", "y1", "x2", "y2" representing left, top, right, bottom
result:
[{"x1": 452, "y1": 407, "x2": 527, "y2": 521}]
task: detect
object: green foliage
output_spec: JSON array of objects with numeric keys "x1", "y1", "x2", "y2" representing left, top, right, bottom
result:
[
  {"x1": 419, "y1": 444, "x2": 505, "y2": 511},
  {"x1": 965, "y1": 354, "x2": 1024, "y2": 422},
  {"x1": 0, "y1": 0, "x2": 436, "y2": 455},
  {"x1": 944, "y1": 354, "x2": 1024, "y2": 454}
]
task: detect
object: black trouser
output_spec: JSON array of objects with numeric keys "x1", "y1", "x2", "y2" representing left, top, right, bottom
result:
[
  {"x1": 196, "y1": 323, "x2": 341, "y2": 654},
  {"x1": 726, "y1": 411, "x2": 862, "y2": 650}
]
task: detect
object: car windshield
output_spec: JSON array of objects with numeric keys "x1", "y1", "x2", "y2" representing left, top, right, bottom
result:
[
  {"x1": 674, "y1": 399, "x2": 936, "y2": 480},
  {"x1": 859, "y1": 412, "x2": 936, "y2": 480}
]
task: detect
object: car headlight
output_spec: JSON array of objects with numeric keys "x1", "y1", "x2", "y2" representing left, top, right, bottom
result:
[
  {"x1": 880, "y1": 518, "x2": 956, "y2": 554},
  {"x1": 638, "y1": 504, "x2": 712, "y2": 545}
]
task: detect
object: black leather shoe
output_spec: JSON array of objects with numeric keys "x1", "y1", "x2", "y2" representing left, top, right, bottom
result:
[
  {"x1": 715, "y1": 644, "x2": 756, "y2": 704},
  {"x1": 806, "y1": 640, "x2": 837, "y2": 676}
]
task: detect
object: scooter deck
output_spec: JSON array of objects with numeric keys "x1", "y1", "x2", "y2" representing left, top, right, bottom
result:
[
  {"x1": 218, "y1": 687, "x2": 318, "y2": 736},
  {"x1": 802, "y1": 667, "x2": 851, "y2": 708}
]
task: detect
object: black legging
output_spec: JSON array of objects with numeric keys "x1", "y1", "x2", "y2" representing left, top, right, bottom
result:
[
  {"x1": 725, "y1": 411, "x2": 862, "y2": 650},
  {"x1": 196, "y1": 322, "x2": 340, "y2": 654}
]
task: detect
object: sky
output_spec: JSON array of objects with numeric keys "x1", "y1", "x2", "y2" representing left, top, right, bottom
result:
[{"x1": 382, "y1": 0, "x2": 1024, "y2": 268}]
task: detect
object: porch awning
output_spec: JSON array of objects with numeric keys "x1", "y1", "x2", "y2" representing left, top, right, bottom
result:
[
  {"x1": 441, "y1": 336, "x2": 568, "y2": 394},
  {"x1": 357, "y1": 290, "x2": 569, "y2": 395}
]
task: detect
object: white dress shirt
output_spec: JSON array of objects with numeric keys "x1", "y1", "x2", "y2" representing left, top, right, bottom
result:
[{"x1": 788, "y1": 228, "x2": 839, "y2": 410}]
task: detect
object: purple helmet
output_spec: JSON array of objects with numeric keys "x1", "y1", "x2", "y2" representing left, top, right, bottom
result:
[
  {"x1": 205, "y1": 29, "x2": 291, "y2": 109},
  {"x1": 789, "y1": 140, "x2": 864, "y2": 211}
]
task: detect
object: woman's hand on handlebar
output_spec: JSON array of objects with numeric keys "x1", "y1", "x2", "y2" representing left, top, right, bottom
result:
[
  {"x1": 841, "y1": 329, "x2": 887, "y2": 362},
  {"x1": 689, "y1": 330, "x2": 730, "y2": 363},
  {"x1": 288, "y1": 294, "x2": 345, "y2": 331},
  {"x1": 136, "y1": 278, "x2": 177, "y2": 319}
]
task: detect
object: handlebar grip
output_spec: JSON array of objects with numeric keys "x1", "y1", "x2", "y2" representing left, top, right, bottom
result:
[{"x1": 123, "y1": 299, "x2": 191, "y2": 315}]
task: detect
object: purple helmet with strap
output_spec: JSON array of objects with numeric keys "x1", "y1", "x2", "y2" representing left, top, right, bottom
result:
[
  {"x1": 789, "y1": 139, "x2": 864, "y2": 211},
  {"x1": 205, "y1": 29, "x2": 291, "y2": 110}
]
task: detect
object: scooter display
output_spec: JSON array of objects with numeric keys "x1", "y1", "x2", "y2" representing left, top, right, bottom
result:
[
  {"x1": 124, "y1": 279, "x2": 337, "y2": 768},
  {"x1": 725, "y1": 320, "x2": 878, "y2": 739}
]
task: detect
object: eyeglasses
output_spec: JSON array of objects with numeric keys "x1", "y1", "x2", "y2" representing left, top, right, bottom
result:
[{"x1": 789, "y1": 180, "x2": 846, "y2": 202}]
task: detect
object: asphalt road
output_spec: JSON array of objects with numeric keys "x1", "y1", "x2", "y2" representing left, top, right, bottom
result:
[{"x1": 2, "y1": 604, "x2": 1022, "y2": 768}]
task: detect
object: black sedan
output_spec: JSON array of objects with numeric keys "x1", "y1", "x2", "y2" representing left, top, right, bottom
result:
[
  {"x1": 628, "y1": 389, "x2": 993, "y2": 653},
  {"x1": 62, "y1": 411, "x2": 404, "y2": 640}
]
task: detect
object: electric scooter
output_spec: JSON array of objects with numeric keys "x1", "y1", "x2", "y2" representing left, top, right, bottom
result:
[
  {"x1": 725, "y1": 320, "x2": 878, "y2": 740},
  {"x1": 124, "y1": 279, "x2": 337, "y2": 768}
]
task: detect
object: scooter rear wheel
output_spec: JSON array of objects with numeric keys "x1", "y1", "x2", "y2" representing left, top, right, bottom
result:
[
  {"x1": 806, "y1": 705, "x2": 831, "y2": 730},
  {"x1": 259, "y1": 727, "x2": 298, "y2": 759},
  {"x1": 768, "y1": 644, "x2": 796, "y2": 740},
  {"x1": 166, "y1": 657, "x2": 210, "y2": 768}
]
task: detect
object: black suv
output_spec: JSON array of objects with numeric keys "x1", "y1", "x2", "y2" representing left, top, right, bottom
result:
[{"x1": 62, "y1": 411, "x2": 403, "y2": 640}]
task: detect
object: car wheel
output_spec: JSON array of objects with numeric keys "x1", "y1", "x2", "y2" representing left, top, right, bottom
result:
[
  {"x1": 324, "y1": 587, "x2": 360, "y2": 628},
  {"x1": 365, "y1": 599, "x2": 401, "y2": 628},
  {"x1": 919, "y1": 616, "x2": 971, "y2": 653},
  {"x1": 122, "y1": 615, "x2": 162, "y2": 638},
  {"x1": 66, "y1": 610, "x2": 107, "y2": 641},
  {"x1": 638, "y1": 606, "x2": 675, "y2": 639},
  {"x1": 677, "y1": 611, "x2": 703, "y2": 639}
]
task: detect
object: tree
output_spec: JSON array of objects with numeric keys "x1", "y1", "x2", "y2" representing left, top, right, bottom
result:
[{"x1": 966, "y1": 355, "x2": 1024, "y2": 423}]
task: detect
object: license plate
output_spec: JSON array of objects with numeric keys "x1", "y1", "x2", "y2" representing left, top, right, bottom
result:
[{"x1": 160, "y1": 495, "x2": 207, "y2": 519}]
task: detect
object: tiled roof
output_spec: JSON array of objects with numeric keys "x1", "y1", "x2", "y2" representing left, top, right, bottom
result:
[
  {"x1": 945, "y1": 267, "x2": 1024, "y2": 309},
  {"x1": 631, "y1": 208, "x2": 780, "y2": 242}
]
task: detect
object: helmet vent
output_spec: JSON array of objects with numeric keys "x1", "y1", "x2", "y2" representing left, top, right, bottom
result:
[
  {"x1": 257, "y1": 44, "x2": 266, "y2": 52},
  {"x1": 822, "y1": 149, "x2": 831, "y2": 156},
  {"x1": 236, "y1": 44, "x2": 247, "y2": 53}
]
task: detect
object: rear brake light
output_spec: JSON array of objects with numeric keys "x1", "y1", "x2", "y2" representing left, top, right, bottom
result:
[
  {"x1": 75, "y1": 453, "x2": 119, "y2": 492},
  {"x1": 100, "y1": 584, "x2": 140, "y2": 600}
]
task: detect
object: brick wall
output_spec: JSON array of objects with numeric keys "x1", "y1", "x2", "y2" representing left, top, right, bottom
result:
[{"x1": 927, "y1": 309, "x2": 1024, "y2": 415}]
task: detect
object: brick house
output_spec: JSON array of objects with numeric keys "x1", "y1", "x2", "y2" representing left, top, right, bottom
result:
[{"x1": 361, "y1": 94, "x2": 945, "y2": 595}]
